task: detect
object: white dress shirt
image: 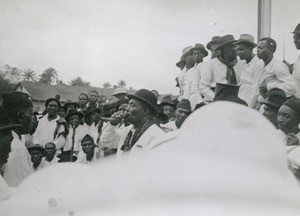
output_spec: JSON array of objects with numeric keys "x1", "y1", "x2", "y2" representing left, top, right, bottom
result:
[
  {"x1": 63, "y1": 125, "x2": 88, "y2": 152},
  {"x1": 238, "y1": 55, "x2": 264, "y2": 105},
  {"x1": 116, "y1": 124, "x2": 164, "y2": 159},
  {"x1": 199, "y1": 58, "x2": 245, "y2": 101},
  {"x1": 33, "y1": 114, "x2": 66, "y2": 149},
  {"x1": 4, "y1": 131, "x2": 33, "y2": 187},
  {"x1": 258, "y1": 57, "x2": 297, "y2": 97}
]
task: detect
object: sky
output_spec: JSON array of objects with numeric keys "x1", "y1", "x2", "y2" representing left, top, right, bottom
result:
[{"x1": 0, "y1": 0, "x2": 299, "y2": 95}]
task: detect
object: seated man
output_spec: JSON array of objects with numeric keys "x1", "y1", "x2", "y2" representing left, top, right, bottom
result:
[
  {"x1": 277, "y1": 98, "x2": 300, "y2": 182},
  {"x1": 28, "y1": 144, "x2": 45, "y2": 171},
  {"x1": 262, "y1": 88, "x2": 287, "y2": 128},
  {"x1": 161, "y1": 99, "x2": 192, "y2": 132},
  {"x1": 77, "y1": 134, "x2": 102, "y2": 164},
  {"x1": 160, "y1": 95, "x2": 176, "y2": 122},
  {"x1": 41, "y1": 142, "x2": 59, "y2": 167}
]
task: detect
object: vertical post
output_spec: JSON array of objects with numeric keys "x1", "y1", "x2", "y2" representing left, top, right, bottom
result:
[{"x1": 257, "y1": 0, "x2": 272, "y2": 41}]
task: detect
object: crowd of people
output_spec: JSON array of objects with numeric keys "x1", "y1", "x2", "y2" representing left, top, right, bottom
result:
[{"x1": 1, "y1": 23, "x2": 300, "y2": 204}]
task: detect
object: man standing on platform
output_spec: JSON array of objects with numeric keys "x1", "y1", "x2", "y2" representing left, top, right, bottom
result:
[
  {"x1": 291, "y1": 24, "x2": 300, "y2": 98},
  {"x1": 199, "y1": 35, "x2": 245, "y2": 102}
]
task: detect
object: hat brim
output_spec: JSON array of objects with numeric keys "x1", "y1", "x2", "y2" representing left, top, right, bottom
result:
[
  {"x1": 214, "y1": 39, "x2": 236, "y2": 50},
  {"x1": 233, "y1": 40, "x2": 257, "y2": 47},
  {"x1": 206, "y1": 40, "x2": 218, "y2": 50},
  {"x1": 176, "y1": 60, "x2": 185, "y2": 68},
  {"x1": 127, "y1": 94, "x2": 158, "y2": 114},
  {"x1": 189, "y1": 47, "x2": 208, "y2": 57},
  {"x1": 262, "y1": 101, "x2": 281, "y2": 109},
  {"x1": 66, "y1": 111, "x2": 84, "y2": 122},
  {"x1": 64, "y1": 102, "x2": 79, "y2": 109},
  {"x1": 160, "y1": 102, "x2": 176, "y2": 109},
  {"x1": 292, "y1": 30, "x2": 300, "y2": 34},
  {"x1": 28, "y1": 146, "x2": 45, "y2": 155},
  {"x1": 0, "y1": 124, "x2": 22, "y2": 132}
]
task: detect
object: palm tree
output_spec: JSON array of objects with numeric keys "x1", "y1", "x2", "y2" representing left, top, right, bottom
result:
[
  {"x1": 39, "y1": 67, "x2": 58, "y2": 84},
  {"x1": 103, "y1": 82, "x2": 111, "y2": 88},
  {"x1": 118, "y1": 80, "x2": 126, "y2": 88},
  {"x1": 70, "y1": 76, "x2": 91, "y2": 87},
  {"x1": 22, "y1": 69, "x2": 37, "y2": 82}
]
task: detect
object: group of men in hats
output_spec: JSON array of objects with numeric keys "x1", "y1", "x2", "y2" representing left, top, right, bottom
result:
[
  {"x1": 2, "y1": 23, "x2": 300, "y2": 206},
  {"x1": 175, "y1": 29, "x2": 299, "y2": 110}
]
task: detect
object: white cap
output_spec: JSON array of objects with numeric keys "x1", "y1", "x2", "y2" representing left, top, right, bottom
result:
[{"x1": 112, "y1": 87, "x2": 127, "y2": 96}]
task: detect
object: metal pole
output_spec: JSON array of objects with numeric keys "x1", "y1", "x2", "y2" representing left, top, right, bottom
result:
[{"x1": 257, "y1": 0, "x2": 272, "y2": 41}]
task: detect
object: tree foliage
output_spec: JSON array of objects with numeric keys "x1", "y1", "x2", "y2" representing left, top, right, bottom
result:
[
  {"x1": 0, "y1": 64, "x2": 22, "y2": 96},
  {"x1": 39, "y1": 67, "x2": 58, "y2": 84},
  {"x1": 70, "y1": 76, "x2": 91, "y2": 87},
  {"x1": 22, "y1": 69, "x2": 37, "y2": 82},
  {"x1": 118, "y1": 79, "x2": 126, "y2": 88},
  {"x1": 103, "y1": 82, "x2": 111, "y2": 88}
]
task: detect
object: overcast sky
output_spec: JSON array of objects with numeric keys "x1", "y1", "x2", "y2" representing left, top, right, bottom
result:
[{"x1": 0, "y1": 0, "x2": 299, "y2": 95}]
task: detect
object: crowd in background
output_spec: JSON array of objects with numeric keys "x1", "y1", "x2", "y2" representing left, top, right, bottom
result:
[{"x1": 1, "y1": 23, "x2": 300, "y2": 201}]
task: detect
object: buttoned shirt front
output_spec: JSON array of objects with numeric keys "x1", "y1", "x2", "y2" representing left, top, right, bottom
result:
[
  {"x1": 238, "y1": 55, "x2": 264, "y2": 105},
  {"x1": 258, "y1": 57, "x2": 297, "y2": 97},
  {"x1": 199, "y1": 58, "x2": 245, "y2": 101},
  {"x1": 63, "y1": 125, "x2": 88, "y2": 152}
]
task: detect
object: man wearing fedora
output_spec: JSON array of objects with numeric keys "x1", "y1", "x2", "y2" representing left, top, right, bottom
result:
[
  {"x1": 33, "y1": 98, "x2": 67, "y2": 150},
  {"x1": 161, "y1": 99, "x2": 192, "y2": 132},
  {"x1": 234, "y1": 34, "x2": 264, "y2": 106},
  {"x1": 28, "y1": 144, "x2": 45, "y2": 171},
  {"x1": 116, "y1": 89, "x2": 164, "y2": 158},
  {"x1": 160, "y1": 95, "x2": 176, "y2": 122},
  {"x1": 63, "y1": 111, "x2": 88, "y2": 156},
  {"x1": 256, "y1": 37, "x2": 297, "y2": 106},
  {"x1": 177, "y1": 46, "x2": 194, "y2": 101},
  {"x1": 206, "y1": 36, "x2": 221, "y2": 59},
  {"x1": 190, "y1": 37, "x2": 220, "y2": 109},
  {"x1": 292, "y1": 23, "x2": 300, "y2": 98},
  {"x1": 199, "y1": 35, "x2": 245, "y2": 102},
  {"x1": 2, "y1": 92, "x2": 34, "y2": 187},
  {"x1": 83, "y1": 106, "x2": 102, "y2": 144},
  {"x1": 185, "y1": 43, "x2": 208, "y2": 109}
]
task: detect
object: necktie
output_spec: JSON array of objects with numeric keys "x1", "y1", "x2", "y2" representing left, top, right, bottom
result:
[{"x1": 121, "y1": 130, "x2": 133, "y2": 151}]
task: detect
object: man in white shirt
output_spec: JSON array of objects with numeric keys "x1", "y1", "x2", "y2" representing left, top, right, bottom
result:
[
  {"x1": 2, "y1": 92, "x2": 34, "y2": 187},
  {"x1": 234, "y1": 34, "x2": 264, "y2": 106},
  {"x1": 292, "y1": 24, "x2": 300, "y2": 98},
  {"x1": 186, "y1": 43, "x2": 208, "y2": 109},
  {"x1": 40, "y1": 142, "x2": 59, "y2": 167},
  {"x1": 161, "y1": 99, "x2": 192, "y2": 132},
  {"x1": 256, "y1": 37, "x2": 297, "y2": 102},
  {"x1": 28, "y1": 144, "x2": 45, "y2": 171},
  {"x1": 83, "y1": 106, "x2": 101, "y2": 144},
  {"x1": 177, "y1": 47, "x2": 194, "y2": 101},
  {"x1": 76, "y1": 134, "x2": 102, "y2": 164},
  {"x1": 190, "y1": 37, "x2": 220, "y2": 109},
  {"x1": 63, "y1": 111, "x2": 88, "y2": 156},
  {"x1": 276, "y1": 98, "x2": 300, "y2": 183},
  {"x1": 116, "y1": 89, "x2": 164, "y2": 158},
  {"x1": 33, "y1": 98, "x2": 67, "y2": 150},
  {"x1": 199, "y1": 35, "x2": 245, "y2": 102}
]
